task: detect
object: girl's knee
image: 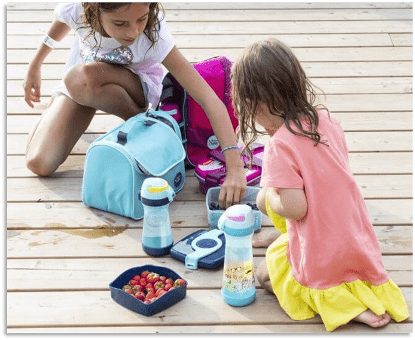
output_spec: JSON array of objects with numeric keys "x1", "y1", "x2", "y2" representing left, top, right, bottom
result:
[
  {"x1": 256, "y1": 187, "x2": 268, "y2": 215},
  {"x1": 25, "y1": 150, "x2": 57, "y2": 177},
  {"x1": 64, "y1": 64, "x2": 95, "y2": 104}
]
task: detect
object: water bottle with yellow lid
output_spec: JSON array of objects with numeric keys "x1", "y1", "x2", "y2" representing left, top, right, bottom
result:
[{"x1": 139, "y1": 178, "x2": 175, "y2": 256}]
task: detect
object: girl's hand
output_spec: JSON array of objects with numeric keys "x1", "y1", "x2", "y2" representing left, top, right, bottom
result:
[
  {"x1": 23, "y1": 66, "x2": 42, "y2": 108},
  {"x1": 218, "y1": 165, "x2": 247, "y2": 209}
]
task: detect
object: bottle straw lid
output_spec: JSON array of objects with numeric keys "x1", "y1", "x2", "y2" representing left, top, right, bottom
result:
[{"x1": 218, "y1": 205, "x2": 255, "y2": 237}]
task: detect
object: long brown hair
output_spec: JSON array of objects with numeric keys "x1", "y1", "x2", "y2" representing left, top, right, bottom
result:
[
  {"x1": 80, "y1": 2, "x2": 163, "y2": 49},
  {"x1": 232, "y1": 38, "x2": 328, "y2": 153}
]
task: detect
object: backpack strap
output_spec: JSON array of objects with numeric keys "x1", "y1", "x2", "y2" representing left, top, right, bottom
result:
[{"x1": 159, "y1": 74, "x2": 176, "y2": 103}]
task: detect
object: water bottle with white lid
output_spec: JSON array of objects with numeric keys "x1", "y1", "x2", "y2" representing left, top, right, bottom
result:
[
  {"x1": 139, "y1": 177, "x2": 175, "y2": 256},
  {"x1": 218, "y1": 204, "x2": 256, "y2": 306}
]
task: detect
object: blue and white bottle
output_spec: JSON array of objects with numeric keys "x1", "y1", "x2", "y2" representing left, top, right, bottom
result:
[
  {"x1": 218, "y1": 204, "x2": 256, "y2": 307},
  {"x1": 139, "y1": 178, "x2": 175, "y2": 256}
]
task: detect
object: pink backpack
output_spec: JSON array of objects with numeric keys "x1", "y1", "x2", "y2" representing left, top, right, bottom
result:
[{"x1": 159, "y1": 56, "x2": 239, "y2": 166}]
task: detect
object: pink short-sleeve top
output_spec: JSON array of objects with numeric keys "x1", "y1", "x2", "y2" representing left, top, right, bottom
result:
[{"x1": 260, "y1": 111, "x2": 389, "y2": 289}]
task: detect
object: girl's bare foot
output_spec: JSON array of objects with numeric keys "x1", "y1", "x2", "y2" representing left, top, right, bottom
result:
[
  {"x1": 252, "y1": 228, "x2": 280, "y2": 248},
  {"x1": 353, "y1": 310, "x2": 391, "y2": 328}
]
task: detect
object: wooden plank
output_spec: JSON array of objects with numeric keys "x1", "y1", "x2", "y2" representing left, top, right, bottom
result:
[
  {"x1": 6, "y1": 173, "x2": 413, "y2": 202},
  {"x1": 7, "y1": 130, "x2": 413, "y2": 155},
  {"x1": 6, "y1": 323, "x2": 414, "y2": 333},
  {"x1": 322, "y1": 94, "x2": 412, "y2": 112},
  {"x1": 7, "y1": 20, "x2": 413, "y2": 36},
  {"x1": 7, "y1": 62, "x2": 413, "y2": 80},
  {"x1": 7, "y1": 150, "x2": 413, "y2": 179},
  {"x1": 7, "y1": 226, "x2": 413, "y2": 258},
  {"x1": 390, "y1": 33, "x2": 413, "y2": 46},
  {"x1": 7, "y1": 253, "x2": 412, "y2": 291},
  {"x1": 7, "y1": 33, "x2": 398, "y2": 49},
  {"x1": 8, "y1": 76, "x2": 413, "y2": 97},
  {"x1": 7, "y1": 3, "x2": 413, "y2": 10},
  {"x1": 6, "y1": 102, "x2": 413, "y2": 131},
  {"x1": 6, "y1": 288, "x2": 412, "y2": 327},
  {"x1": 7, "y1": 114, "x2": 124, "y2": 134},
  {"x1": 7, "y1": 46, "x2": 414, "y2": 64},
  {"x1": 7, "y1": 8, "x2": 414, "y2": 23},
  {"x1": 6, "y1": 199, "x2": 413, "y2": 229},
  {"x1": 6, "y1": 94, "x2": 414, "y2": 114}
]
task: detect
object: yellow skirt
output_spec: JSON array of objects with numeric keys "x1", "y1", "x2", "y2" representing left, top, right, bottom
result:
[{"x1": 265, "y1": 199, "x2": 409, "y2": 332}]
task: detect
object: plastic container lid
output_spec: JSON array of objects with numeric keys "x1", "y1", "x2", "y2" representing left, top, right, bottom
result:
[
  {"x1": 218, "y1": 204, "x2": 255, "y2": 237},
  {"x1": 139, "y1": 178, "x2": 175, "y2": 206}
]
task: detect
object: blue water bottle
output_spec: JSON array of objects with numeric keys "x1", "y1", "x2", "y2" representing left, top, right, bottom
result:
[
  {"x1": 218, "y1": 204, "x2": 256, "y2": 306},
  {"x1": 139, "y1": 178, "x2": 175, "y2": 256}
]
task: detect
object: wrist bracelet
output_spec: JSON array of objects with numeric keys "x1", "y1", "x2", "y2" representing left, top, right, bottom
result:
[
  {"x1": 221, "y1": 145, "x2": 239, "y2": 154},
  {"x1": 42, "y1": 35, "x2": 58, "y2": 49}
]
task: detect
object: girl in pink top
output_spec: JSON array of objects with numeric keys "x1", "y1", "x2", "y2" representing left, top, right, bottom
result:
[{"x1": 231, "y1": 38, "x2": 408, "y2": 332}]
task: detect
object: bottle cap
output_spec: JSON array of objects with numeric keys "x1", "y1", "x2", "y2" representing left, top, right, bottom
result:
[
  {"x1": 218, "y1": 204, "x2": 255, "y2": 237},
  {"x1": 139, "y1": 178, "x2": 175, "y2": 206}
]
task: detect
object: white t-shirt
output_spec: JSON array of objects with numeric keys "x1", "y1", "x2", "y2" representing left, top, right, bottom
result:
[{"x1": 53, "y1": 2, "x2": 175, "y2": 108}]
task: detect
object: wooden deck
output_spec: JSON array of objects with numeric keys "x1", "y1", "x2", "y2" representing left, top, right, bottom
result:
[{"x1": 7, "y1": 2, "x2": 413, "y2": 333}]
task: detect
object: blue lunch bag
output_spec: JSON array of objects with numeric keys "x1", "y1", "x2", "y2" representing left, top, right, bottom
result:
[{"x1": 82, "y1": 108, "x2": 186, "y2": 220}]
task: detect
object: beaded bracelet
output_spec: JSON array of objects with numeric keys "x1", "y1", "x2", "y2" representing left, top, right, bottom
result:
[
  {"x1": 221, "y1": 145, "x2": 239, "y2": 154},
  {"x1": 42, "y1": 35, "x2": 58, "y2": 49}
]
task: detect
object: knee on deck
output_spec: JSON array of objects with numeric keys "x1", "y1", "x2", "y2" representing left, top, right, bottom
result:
[{"x1": 26, "y1": 152, "x2": 58, "y2": 177}]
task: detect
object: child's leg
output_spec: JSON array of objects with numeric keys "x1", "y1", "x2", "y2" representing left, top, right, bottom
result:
[
  {"x1": 256, "y1": 258, "x2": 274, "y2": 294},
  {"x1": 253, "y1": 187, "x2": 281, "y2": 248},
  {"x1": 64, "y1": 62, "x2": 147, "y2": 119},
  {"x1": 26, "y1": 95, "x2": 96, "y2": 176}
]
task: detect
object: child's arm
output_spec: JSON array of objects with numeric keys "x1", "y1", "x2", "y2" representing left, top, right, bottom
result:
[
  {"x1": 267, "y1": 187, "x2": 308, "y2": 220},
  {"x1": 162, "y1": 47, "x2": 246, "y2": 208},
  {"x1": 23, "y1": 20, "x2": 71, "y2": 107}
]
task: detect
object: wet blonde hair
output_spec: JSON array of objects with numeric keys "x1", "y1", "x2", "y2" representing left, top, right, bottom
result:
[{"x1": 231, "y1": 38, "x2": 327, "y2": 153}]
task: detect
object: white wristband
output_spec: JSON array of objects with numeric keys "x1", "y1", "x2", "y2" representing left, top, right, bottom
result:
[{"x1": 42, "y1": 35, "x2": 58, "y2": 49}]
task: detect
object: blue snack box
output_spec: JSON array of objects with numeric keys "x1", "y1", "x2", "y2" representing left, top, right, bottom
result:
[{"x1": 109, "y1": 264, "x2": 187, "y2": 316}]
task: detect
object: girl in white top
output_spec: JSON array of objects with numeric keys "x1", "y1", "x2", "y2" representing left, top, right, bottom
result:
[{"x1": 23, "y1": 3, "x2": 246, "y2": 208}]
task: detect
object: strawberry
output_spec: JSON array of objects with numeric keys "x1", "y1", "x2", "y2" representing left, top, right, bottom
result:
[
  {"x1": 146, "y1": 272, "x2": 160, "y2": 283},
  {"x1": 145, "y1": 282, "x2": 154, "y2": 289},
  {"x1": 159, "y1": 276, "x2": 167, "y2": 283},
  {"x1": 155, "y1": 288, "x2": 165, "y2": 297},
  {"x1": 132, "y1": 275, "x2": 141, "y2": 281},
  {"x1": 154, "y1": 281, "x2": 165, "y2": 290},
  {"x1": 139, "y1": 278, "x2": 147, "y2": 287},
  {"x1": 140, "y1": 270, "x2": 150, "y2": 278},
  {"x1": 165, "y1": 278, "x2": 174, "y2": 286},
  {"x1": 125, "y1": 288, "x2": 134, "y2": 295},
  {"x1": 146, "y1": 291, "x2": 155, "y2": 300},
  {"x1": 174, "y1": 279, "x2": 186, "y2": 287},
  {"x1": 146, "y1": 287, "x2": 155, "y2": 295},
  {"x1": 156, "y1": 289, "x2": 167, "y2": 298},
  {"x1": 135, "y1": 291, "x2": 145, "y2": 301},
  {"x1": 164, "y1": 283, "x2": 173, "y2": 291},
  {"x1": 129, "y1": 279, "x2": 138, "y2": 286},
  {"x1": 132, "y1": 285, "x2": 142, "y2": 293}
]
